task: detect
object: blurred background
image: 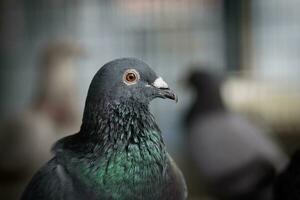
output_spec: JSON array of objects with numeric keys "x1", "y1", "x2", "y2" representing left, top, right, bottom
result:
[{"x1": 1, "y1": 0, "x2": 300, "y2": 200}]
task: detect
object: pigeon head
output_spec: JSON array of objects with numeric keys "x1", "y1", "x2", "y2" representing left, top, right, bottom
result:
[
  {"x1": 86, "y1": 58, "x2": 177, "y2": 106},
  {"x1": 184, "y1": 69, "x2": 225, "y2": 126},
  {"x1": 187, "y1": 70, "x2": 221, "y2": 93}
]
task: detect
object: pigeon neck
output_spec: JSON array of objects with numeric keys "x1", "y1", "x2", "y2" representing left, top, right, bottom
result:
[{"x1": 81, "y1": 99, "x2": 164, "y2": 152}]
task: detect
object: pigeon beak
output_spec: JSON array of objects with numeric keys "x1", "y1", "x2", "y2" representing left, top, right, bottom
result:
[
  {"x1": 159, "y1": 88, "x2": 178, "y2": 103},
  {"x1": 152, "y1": 77, "x2": 178, "y2": 103}
]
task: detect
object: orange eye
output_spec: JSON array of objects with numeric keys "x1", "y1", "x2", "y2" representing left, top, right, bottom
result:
[
  {"x1": 123, "y1": 69, "x2": 140, "y2": 85},
  {"x1": 126, "y1": 73, "x2": 136, "y2": 82}
]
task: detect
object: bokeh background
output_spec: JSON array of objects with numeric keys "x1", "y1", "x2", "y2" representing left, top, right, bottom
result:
[{"x1": 1, "y1": 0, "x2": 300, "y2": 200}]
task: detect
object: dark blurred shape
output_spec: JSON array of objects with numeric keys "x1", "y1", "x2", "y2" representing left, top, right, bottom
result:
[
  {"x1": 183, "y1": 68, "x2": 287, "y2": 200},
  {"x1": 0, "y1": 40, "x2": 82, "y2": 200},
  {"x1": 184, "y1": 68, "x2": 225, "y2": 127},
  {"x1": 274, "y1": 149, "x2": 300, "y2": 200}
]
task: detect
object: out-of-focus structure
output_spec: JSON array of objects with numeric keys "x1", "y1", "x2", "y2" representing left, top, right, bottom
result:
[
  {"x1": 184, "y1": 69, "x2": 287, "y2": 200},
  {"x1": 273, "y1": 149, "x2": 300, "y2": 200},
  {"x1": 1, "y1": 0, "x2": 300, "y2": 199},
  {"x1": 0, "y1": 41, "x2": 82, "y2": 200}
]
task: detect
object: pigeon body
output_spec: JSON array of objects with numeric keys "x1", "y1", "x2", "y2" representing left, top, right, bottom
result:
[{"x1": 21, "y1": 58, "x2": 187, "y2": 200}]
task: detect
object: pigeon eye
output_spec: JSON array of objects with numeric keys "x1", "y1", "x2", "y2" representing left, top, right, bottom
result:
[
  {"x1": 123, "y1": 69, "x2": 140, "y2": 85},
  {"x1": 126, "y1": 73, "x2": 136, "y2": 82}
]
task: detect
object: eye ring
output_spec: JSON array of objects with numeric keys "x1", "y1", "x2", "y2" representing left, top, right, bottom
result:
[{"x1": 123, "y1": 69, "x2": 140, "y2": 85}]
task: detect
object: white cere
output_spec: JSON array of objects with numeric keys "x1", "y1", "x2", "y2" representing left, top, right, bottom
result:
[{"x1": 153, "y1": 77, "x2": 169, "y2": 89}]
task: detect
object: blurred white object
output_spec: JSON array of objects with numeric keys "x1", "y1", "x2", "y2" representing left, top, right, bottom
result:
[{"x1": 223, "y1": 77, "x2": 300, "y2": 133}]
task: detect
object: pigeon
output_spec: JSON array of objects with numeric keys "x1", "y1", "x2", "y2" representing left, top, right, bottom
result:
[
  {"x1": 21, "y1": 58, "x2": 187, "y2": 200},
  {"x1": 184, "y1": 69, "x2": 287, "y2": 200},
  {"x1": 0, "y1": 40, "x2": 82, "y2": 200},
  {"x1": 273, "y1": 149, "x2": 300, "y2": 200}
]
